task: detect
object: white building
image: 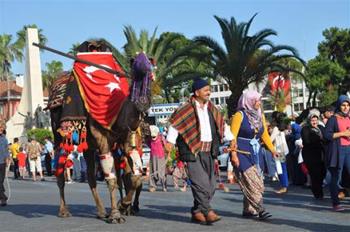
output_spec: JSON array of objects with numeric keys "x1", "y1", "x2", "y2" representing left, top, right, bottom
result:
[
  {"x1": 210, "y1": 76, "x2": 311, "y2": 117},
  {"x1": 147, "y1": 75, "x2": 311, "y2": 126}
]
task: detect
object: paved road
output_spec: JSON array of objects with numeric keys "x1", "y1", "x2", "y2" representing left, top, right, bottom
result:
[{"x1": 0, "y1": 175, "x2": 349, "y2": 232}]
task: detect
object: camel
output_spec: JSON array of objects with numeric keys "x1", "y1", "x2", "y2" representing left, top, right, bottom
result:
[{"x1": 47, "y1": 40, "x2": 154, "y2": 223}]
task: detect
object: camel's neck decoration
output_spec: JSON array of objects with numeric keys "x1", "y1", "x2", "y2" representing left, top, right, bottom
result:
[{"x1": 130, "y1": 52, "x2": 154, "y2": 113}]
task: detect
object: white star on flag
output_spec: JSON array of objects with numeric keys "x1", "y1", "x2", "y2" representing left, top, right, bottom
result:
[
  {"x1": 106, "y1": 82, "x2": 121, "y2": 93},
  {"x1": 83, "y1": 66, "x2": 99, "y2": 82}
]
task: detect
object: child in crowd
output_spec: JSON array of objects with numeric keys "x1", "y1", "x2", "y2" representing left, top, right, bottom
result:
[
  {"x1": 172, "y1": 149, "x2": 187, "y2": 192},
  {"x1": 17, "y1": 147, "x2": 27, "y2": 179}
]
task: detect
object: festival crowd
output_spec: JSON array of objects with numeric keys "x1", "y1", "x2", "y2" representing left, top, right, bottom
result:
[{"x1": 0, "y1": 78, "x2": 349, "y2": 224}]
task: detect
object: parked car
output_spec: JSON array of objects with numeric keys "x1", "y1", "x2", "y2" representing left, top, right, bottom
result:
[
  {"x1": 141, "y1": 144, "x2": 151, "y2": 171},
  {"x1": 217, "y1": 142, "x2": 230, "y2": 170}
]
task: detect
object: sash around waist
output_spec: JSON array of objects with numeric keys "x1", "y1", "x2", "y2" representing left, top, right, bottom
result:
[{"x1": 236, "y1": 137, "x2": 260, "y2": 155}]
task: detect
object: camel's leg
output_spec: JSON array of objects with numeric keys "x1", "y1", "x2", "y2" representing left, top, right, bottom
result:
[
  {"x1": 57, "y1": 170, "x2": 71, "y2": 217},
  {"x1": 85, "y1": 151, "x2": 107, "y2": 219},
  {"x1": 116, "y1": 161, "x2": 124, "y2": 200},
  {"x1": 133, "y1": 181, "x2": 142, "y2": 213},
  {"x1": 100, "y1": 152, "x2": 125, "y2": 224},
  {"x1": 118, "y1": 159, "x2": 142, "y2": 215}
]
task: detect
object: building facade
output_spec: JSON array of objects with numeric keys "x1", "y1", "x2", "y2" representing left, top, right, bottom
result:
[{"x1": 210, "y1": 76, "x2": 311, "y2": 118}]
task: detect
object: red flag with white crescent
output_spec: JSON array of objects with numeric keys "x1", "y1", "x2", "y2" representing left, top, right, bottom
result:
[
  {"x1": 268, "y1": 72, "x2": 291, "y2": 93},
  {"x1": 73, "y1": 52, "x2": 129, "y2": 128}
]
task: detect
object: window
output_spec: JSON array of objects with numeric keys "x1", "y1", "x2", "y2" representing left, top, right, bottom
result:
[
  {"x1": 214, "y1": 98, "x2": 219, "y2": 105},
  {"x1": 220, "y1": 97, "x2": 226, "y2": 105},
  {"x1": 294, "y1": 103, "x2": 304, "y2": 112},
  {"x1": 219, "y1": 84, "x2": 224, "y2": 92},
  {"x1": 298, "y1": 88, "x2": 303, "y2": 97},
  {"x1": 292, "y1": 88, "x2": 298, "y2": 98},
  {"x1": 211, "y1": 85, "x2": 218, "y2": 92}
]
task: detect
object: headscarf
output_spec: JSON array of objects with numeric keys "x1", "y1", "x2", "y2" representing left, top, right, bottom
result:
[
  {"x1": 237, "y1": 90, "x2": 262, "y2": 130},
  {"x1": 307, "y1": 108, "x2": 321, "y2": 121},
  {"x1": 335, "y1": 95, "x2": 350, "y2": 117},
  {"x1": 307, "y1": 108, "x2": 322, "y2": 138}
]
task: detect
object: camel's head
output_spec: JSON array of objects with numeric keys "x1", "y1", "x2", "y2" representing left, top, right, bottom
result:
[{"x1": 130, "y1": 52, "x2": 156, "y2": 113}]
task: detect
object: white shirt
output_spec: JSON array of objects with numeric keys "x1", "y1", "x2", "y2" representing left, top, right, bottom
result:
[
  {"x1": 270, "y1": 126, "x2": 289, "y2": 156},
  {"x1": 167, "y1": 100, "x2": 234, "y2": 144}
]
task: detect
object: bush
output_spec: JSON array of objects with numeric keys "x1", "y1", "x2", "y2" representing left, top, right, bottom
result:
[{"x1": 26, "y1": 128, "x2": 53, "y2": 144}]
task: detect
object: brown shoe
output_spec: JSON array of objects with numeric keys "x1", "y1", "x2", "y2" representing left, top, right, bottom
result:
[
  {"x1": 338, "y1": 191, "x2": 346, "y2": 199},
  {"x1": 191, "y1": 212, "x2": 207, "y2": 225},
  {"x1": 275, "y1": 187, "x2": 288, "y2": 194},
  {"x1": 206, "y1": 210, "x2": 221, "y2": 223}
]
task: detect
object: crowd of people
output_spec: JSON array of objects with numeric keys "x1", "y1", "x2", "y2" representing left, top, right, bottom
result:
[{"x1": 0, "y1": 77, "x2": 350, "y2": 225}]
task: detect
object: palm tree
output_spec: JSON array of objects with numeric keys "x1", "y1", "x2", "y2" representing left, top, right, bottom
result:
[
  {"x1": 124, "y1": 26, "x2": 211, "y2": 102},
  {"x1": 68, "y1": 42, "x2": 81, "y2": 56},
  {"x1": 0, "y1": 34, "x2": 23, "y2": 80},
  {"x1": 15, "y1": 24, "x2": 48, "y2": 51},
  {"x1": 192, "y1": 14, "x2": 305, "y2": 116},
  {"x1": 42, "y1": 60, "x2": 63, "y2": 91}
]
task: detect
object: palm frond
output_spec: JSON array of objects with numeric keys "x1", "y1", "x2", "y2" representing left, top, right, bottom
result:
[{"x1": 194, "y1": 36, "x2": 227, "y2": 62}]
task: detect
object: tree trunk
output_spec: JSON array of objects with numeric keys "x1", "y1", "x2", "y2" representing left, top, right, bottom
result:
[
  {"x1": 306, "y1": 90, "x2": 313, "y2": 107},
  {"x1": 227, "y1": 87, "x2": 244, "y2": 118},
  {"x1": 164, "y1": 88, "x2": 171, "y2": 103},
  {"x1": 312, "y1": 90, "x2": 318, "y2": 107}
]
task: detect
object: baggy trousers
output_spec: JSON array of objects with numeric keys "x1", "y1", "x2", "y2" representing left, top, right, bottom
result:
[
  {"x1": 0, "y1": 163, "x2": 7, "y2": 201},
  {"x1": 186, "y1": 152, "x2": 216, "y2": 215}
]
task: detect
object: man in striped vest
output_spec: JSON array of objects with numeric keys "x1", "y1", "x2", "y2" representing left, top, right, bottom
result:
[{"x1": 165, "y1": 78, "x2": 233, "y2": 225}]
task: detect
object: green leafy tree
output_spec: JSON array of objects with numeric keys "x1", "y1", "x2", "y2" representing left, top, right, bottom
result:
[
  {"x1": 122, "y1": 26, "x2": 204, "y2": 102},
  {"x1": 318, "y1": 27, "x2": 350, "y2": 94},
  {"x1": 191, "y1": 14, "x2": 304, "y2": 116},
  {"x1": 304, "y1": 56, "x2": 346, "y2": 107},
  {"x1": 160, "y1": 33, "x2": 212, "y2": 102},
  {"x1": 0, "y1": 34, "x2": 23, "y2": 80},
  {"x1": 42, "y1": 60, "x2": 64, "y2": 91},
  {"x1": 27, "y1": 128, "x2": 53, "y2": 144}
]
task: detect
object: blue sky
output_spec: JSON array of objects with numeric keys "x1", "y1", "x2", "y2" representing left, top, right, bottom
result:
[{"x1": 1, "y1": 0, "x2": 349, "y2": 75}]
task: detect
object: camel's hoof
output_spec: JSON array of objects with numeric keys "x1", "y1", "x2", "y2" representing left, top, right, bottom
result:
[
  {"x1": 58, "y1": 210, "x2": 72, "y2": 218},
  {"x1": 107, "y1": 216, "x2": 126, "y2": 224},
  {"x1": 118, "y1": 200, "x2": 132, "y2": 216},
  {"x1": 106, "y1": 209, "x2": 125, "y2": 224}
]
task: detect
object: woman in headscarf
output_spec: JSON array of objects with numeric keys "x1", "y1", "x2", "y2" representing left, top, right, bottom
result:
[
  {"x1": 301, "y1": 109, "x2": 326, "y2": 199},
  {"x1": 324, "y1": 95, "x2": 350, "y2": 211},
  {"x1": 230, "y1": 90, "x2": 277, "y2": 220}
]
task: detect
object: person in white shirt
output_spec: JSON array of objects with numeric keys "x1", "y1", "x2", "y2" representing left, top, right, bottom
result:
[{"x1": 165, "y1": 78, "x2": 233, "y2": 225}]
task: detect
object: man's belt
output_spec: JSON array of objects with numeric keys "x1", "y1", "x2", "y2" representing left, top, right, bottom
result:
[{"x1": 201, "y1": 141, "x2": 212, "y2": 152}]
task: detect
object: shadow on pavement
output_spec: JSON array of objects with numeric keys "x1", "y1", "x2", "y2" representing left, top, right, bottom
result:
[{"x1": 0, "y1": 204, "x2": 99, "y2": 219}]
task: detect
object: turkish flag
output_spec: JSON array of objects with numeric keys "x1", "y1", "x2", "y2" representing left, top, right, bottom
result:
[
  {"x1": 268, "y1": 72, "x2": 291, "y2": 105},
  {"x1": 268, "y1": 72, "x2": 291, "y2": 94},
  {"x1": 73, "y1": 52, "x2": 129, "y2": 128}
]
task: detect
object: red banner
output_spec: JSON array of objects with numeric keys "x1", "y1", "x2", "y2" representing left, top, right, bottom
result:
[
  {"x1": 73, "y1": 52, "x2": 129, "y2": 128},
  {"x1": 268, "y1": 72, "x2": 291, "y2": 104},
  {"x1": 268, "y1": 72, "x2": 290, "y2": 93}
]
